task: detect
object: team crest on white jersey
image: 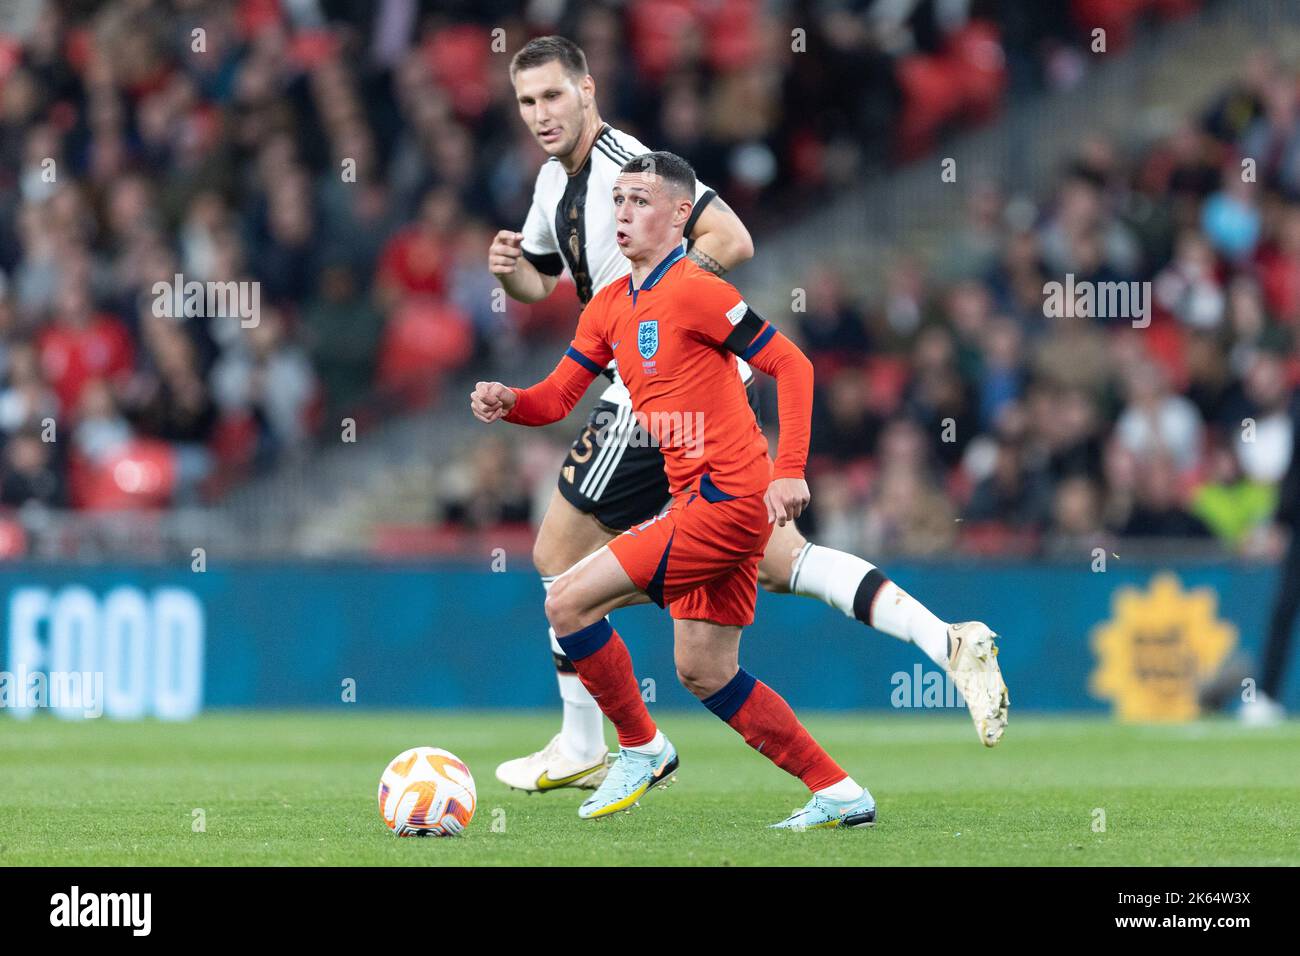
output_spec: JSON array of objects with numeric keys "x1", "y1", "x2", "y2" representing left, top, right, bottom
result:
[{"x1": 638, "y1": 320, "x2": 659, "y2": 359}]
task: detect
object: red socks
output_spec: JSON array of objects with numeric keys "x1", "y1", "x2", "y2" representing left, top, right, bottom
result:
[
  {"x1": 702, "y1": 668, "x2": 847, "y2": 792},
  {"x1": 556, "y1": 622, "x2": 847, "y2": 790},
  {"x1": 554, "y1": 619, "x2": 656, "y2": 748}
]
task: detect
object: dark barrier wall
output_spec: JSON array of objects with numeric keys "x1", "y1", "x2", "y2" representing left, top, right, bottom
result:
[{"x1": 0, "y1": 561, "x2": 1294, "y2": 717}]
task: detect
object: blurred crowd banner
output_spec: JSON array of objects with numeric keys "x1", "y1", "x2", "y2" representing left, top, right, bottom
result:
[{"x1": 0, "y1": 561, "x2": 1291, "y2": 720}]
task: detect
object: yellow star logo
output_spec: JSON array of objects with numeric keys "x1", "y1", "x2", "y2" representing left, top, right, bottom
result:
[{"x1": 1090, "y1": 572, "x2": 1236, "y2": 722}]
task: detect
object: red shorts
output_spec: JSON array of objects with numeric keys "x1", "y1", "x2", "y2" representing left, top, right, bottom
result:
[{"x1": 608, "y1": 477, "x2": 773, "y2": 627}]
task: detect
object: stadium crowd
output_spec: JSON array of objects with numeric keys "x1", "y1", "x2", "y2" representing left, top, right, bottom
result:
[
  {"x1": 5, "y1": 0, "x2": 1287, "y2": 562},
  {"x1": 780, "y1": 43, "x2": 1300, "y2": 559}
]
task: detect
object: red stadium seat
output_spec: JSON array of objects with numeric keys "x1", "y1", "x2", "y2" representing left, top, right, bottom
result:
[
  {"x1": 372, "y1": 522, "x2": 535, "y2": 558},
  {"x1": 896, "y1": 52, "x2": 965, "y2": 161},
  {"x1": 895, "y1": 21, "x2": 1007, "y2": 162},
  {"x1": 72, "y1": 441, "x2": 178, "y2": 511},
  {"x1": 0, "y1": 516, "x2": 28, "y2": 559},
  {"x1": 958, "y1": 521, "x2": 1040, "y2": 557},
  {"x1": 948, "y1": 22, "x2": 1007, "y2": 123}
]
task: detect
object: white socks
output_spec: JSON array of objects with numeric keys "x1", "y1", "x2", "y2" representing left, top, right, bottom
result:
[
  {"x1": 871, "y1": 581, "x2": 950, "y2": 668},
  {"x1": 543, "y1": 576, "x2": 607, "y2": 764},
  {"x1": 791, "y1": 543, "x2": 950, "y2": 668},
  {"x1": 815, "y1": 776, "x2": 865, "y2": 801},
  {"x1": 623, "y1": 729, "x2": 667, "y2": 756},
  {"x1": 791, "y1": 543, "x2": 869, "y2": 617}
]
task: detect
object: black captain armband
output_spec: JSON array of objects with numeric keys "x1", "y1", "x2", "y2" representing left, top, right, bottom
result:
[
  {"x1": 722, "y1": 305, "x2": 777, "y2": 360},
  {"x1": 522, "y1": 248, "x2": 564, "y2": 277}
]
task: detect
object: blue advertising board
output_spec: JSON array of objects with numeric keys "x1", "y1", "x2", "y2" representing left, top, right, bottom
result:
[{"x1": 0, "y1": 561, "x2": 1293, "y2": 718}]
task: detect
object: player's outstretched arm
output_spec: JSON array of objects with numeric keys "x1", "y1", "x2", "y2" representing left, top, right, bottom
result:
[
  {"x1": 470, "y1": 349, "x2": 601, "y2": 428},
  {"x1": 745, "y1": 330, "x2": 814, "y2": 526},
  {"x1": 488, "y1": 229, "x2": 559, "y2": 303},
  {"x1": 687, "y1": 196, "x2": 754, "y2": 275}
]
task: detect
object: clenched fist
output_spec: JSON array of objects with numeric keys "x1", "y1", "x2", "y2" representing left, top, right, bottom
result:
[
  {"x1": 765, "y1": 477, "x2": 809, "y2": 527},
  {"x1": 488, "y1": 230, "x2": 525, "y2": 276},
  {"x1": 470, "y1": 381, "x2": 517, "y2": 423}
]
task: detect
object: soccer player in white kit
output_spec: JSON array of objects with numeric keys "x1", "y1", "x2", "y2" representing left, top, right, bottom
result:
[{"x1": 487, "y1": 37, "x2": 1008, "y2": 792}]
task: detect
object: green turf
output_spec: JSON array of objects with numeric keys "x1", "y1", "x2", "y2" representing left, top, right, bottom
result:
[{"x1": 1, "y1": 712, "x2": 1297, "y2": 866}]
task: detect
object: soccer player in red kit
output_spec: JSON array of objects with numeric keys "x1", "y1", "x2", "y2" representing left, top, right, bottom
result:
[{"x1": 471, "y1": 152, "x2": 876, "y2": 828}]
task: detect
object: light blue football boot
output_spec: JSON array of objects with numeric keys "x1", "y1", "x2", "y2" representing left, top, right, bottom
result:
[
  {"x1": 577, "y1": 738, "x2": 679, "y2": 820},
  {"x1": 769, "y1": 788, "x2": 876, "y2": 830}
]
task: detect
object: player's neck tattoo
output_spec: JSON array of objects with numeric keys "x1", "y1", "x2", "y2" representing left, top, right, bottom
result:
[{"x1": 688, "y1": 248, "x2": 727, "y2": 276}]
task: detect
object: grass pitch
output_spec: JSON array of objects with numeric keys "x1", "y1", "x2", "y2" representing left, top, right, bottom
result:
[{"x1": 1, "y1": 711, "x2": 1297, "y2": 866}]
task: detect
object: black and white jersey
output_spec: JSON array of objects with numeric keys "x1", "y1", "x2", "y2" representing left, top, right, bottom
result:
[{"x1": 519, "y1": 123, "x2": 751, "y2": 406}]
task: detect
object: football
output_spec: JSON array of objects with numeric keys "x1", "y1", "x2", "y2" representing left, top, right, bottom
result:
[{"x1": 378, "y1": 747, "x2": 477, "y2": 837}]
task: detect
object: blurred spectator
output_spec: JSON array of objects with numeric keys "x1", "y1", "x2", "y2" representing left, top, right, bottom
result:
[
  {"x1": 860, "y1": 418, "x2": 955, "y2": 556},
  {"x1": 976, "y1": 316, "x2": 1026, "y2": 431},
  {"x1": 1115, "y1": 360, "x2": 1205, "y2": 474},
  {"x1": 964, "y1": 436, "x2": 1052, "y2": 530},
  {"x1": 811, "y1": 370, "x2": 882, "y2": 464},
  {"x1": 37, "y1": 280, "x2": 133, "y2": 415},
  {"x1": 1120, "y1": 453, "x2": 1212, "y2": 538},
  {"x1": 1256, "y1": 203, "x2": 1300, "y2": 324},
  {"x1": 211, "y1": 308, "x2": 317, "y2": 465},
  {"x1": 119, "y1": 313, "x2": 218, "y2": 499},
  {"x1": 374, "y1": 188, "x2": 456, "y2": 313},
  {"x1": 0, "y1": 341, "x2": 59, "y2": 434},
  {"x1": 1232, "y1": 348, "x2": 1294, "y2": 484},
  {"x1": 1, "y1": 429, "x2": 63, "y2": 508},
  {"x1": 302, "y1": 263, "x2": 382, "y2": 420},
  {"x1": 1201, "y1": 167, "x2": 1262, "y2": 262},
  {"x1": 797, "y1": 269, "x2": 871, "y2": 366},
  {"x1": 440, "y1": 435, "x2": 532, "y2": 530},
  {"x1": 1154, "y1": 229, "x2": 1226, "y2": 330},
  {"x1": 904, "y1": 326, "x2": 978, "y2": 467},
  {"x1": 72, "y1": 379, "x2": 131, "y2": 465},
  {"x1": 1045, "y1": 475, "x2": 1107, "y2": 555},
  {"x1": 1190, "y1": 435, "x2": 1277, "y2": 548}
]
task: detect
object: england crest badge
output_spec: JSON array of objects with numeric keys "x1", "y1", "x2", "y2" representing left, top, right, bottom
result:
[{"x1": 638, "y1": 320, "x2": 659, "y2": 359}]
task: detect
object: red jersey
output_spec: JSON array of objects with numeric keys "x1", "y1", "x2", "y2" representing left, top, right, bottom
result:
[
  {"x1": 505, "y1": 246, "x2": 813, "y2": 497},
  {"x1": 38, "y1": 314, "x2": 134, "y2": 414}
]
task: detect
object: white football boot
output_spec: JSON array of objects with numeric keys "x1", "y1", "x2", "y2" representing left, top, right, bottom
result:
[
  {"x1": 495, "y1": 733, "x2": 609, "y2": 792},
  {"x1": 946, "y1": 621, "x2": 1009, "y2": 747}
]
